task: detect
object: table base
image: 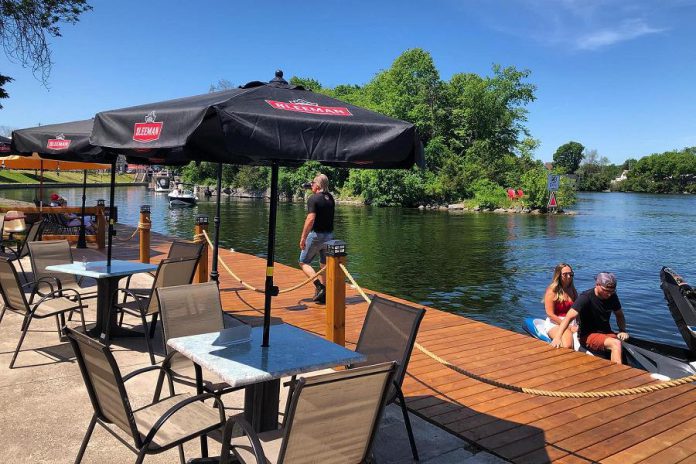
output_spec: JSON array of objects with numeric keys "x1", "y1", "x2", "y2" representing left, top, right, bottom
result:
[{"x1": 244, "y1": 380, "x2": 281, "y2": 432}]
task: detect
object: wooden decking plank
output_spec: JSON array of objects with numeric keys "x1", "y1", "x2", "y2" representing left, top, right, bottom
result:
[{"x1": 106, "y1": 225, "x2": 696, "y2": 464}]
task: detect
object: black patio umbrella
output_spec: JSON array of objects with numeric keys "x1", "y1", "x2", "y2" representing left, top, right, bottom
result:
[
  {"x1": 11, "y1": 120, "x2": 117, "y2": 251},
  {"x1": 90, "y1": 71, "x2": 423, "y2": 346}
]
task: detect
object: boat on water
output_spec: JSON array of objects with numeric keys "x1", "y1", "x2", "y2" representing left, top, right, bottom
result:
[
  {"x1": 523, "y1": 267, "x2": 696, "y2": 380},
  {"x1": 168, "y1": 185, "x2": 197, "y2": 207}
]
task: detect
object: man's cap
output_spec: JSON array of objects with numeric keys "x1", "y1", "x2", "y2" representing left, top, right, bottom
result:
[
  {"x1": 50, "y1": 193, "x2": 59, "y2": 201},
  {"x1": 595, "y1": 272, "x2": 617, "y2": 288}
]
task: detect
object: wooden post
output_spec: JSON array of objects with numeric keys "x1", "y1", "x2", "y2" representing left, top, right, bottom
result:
[
  {"x1": 325, "y1": 240, "x2": 347, "y2": 346},
  {"x1": 95, "y1": 199, "x2": 106, "y2": 249},
  {"x1": 139, "y1": 205, "x2": 151, "y2": 264},
  {"x1": 194, "y1": 215, "x2": 209, "y2": 283}
]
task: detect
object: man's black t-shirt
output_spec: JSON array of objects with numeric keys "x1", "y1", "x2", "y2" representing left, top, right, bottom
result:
[
  {"x1": 572, "y1": 288, "x2": 622, "y2": 339},
  {"x1": 307, "y1": 191, "x2": 335, "y2": 233}
]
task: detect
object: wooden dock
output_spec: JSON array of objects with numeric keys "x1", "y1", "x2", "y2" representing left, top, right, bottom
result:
[{"x1": 115, "y1": 225, "x2": 696, "y2": 464}]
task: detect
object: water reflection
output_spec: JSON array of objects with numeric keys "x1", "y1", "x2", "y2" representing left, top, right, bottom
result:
[{"x1": 3, "y1": 186, "x2": 695, "y2": 346}]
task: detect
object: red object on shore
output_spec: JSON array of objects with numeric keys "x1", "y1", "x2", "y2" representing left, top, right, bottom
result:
[{"x1": 517, "y1": 189, "x2": 524, "y2": 198}]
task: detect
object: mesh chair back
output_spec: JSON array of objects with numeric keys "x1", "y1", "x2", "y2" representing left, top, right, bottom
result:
[
  {"x1": 352, "y1": 296, "x2": 425, "y2": 403},
  {"x1": 145, "y1": 257, "x2": 199, "y2": 314},
  {"x1": 0, "y1": 257, "x2": 29, "y2": 312},
  {"x1": 279, "y1": 362, "x2": 396, "y2": 464},
  {"x1": 167, "y1": 240, "x2": 204, "y2": 261},
  {"x1": 16, "y1": 219, "x2": 44, "y2": 259},
  {"x1": 156, "y1": 281, "x2": 224, "y2": 354},
  {"x1": 64, "y1": 328, "x2": 139, "y2": 443},
  {"x1": 28, "y1": 239, "x2": 78, "y2": 286}
]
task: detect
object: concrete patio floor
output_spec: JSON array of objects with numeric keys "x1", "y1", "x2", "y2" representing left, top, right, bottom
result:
[{"x1": 0, "y1": 249, "x2": 506, "y2": 463}]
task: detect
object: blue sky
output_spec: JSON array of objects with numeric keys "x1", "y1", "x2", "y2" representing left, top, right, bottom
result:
[{"x1": 1, "y1": 0, "x2": 695, "y2": 164}]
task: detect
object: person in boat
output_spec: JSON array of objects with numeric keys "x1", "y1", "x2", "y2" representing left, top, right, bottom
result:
[
  {"x1": 552, "y1": 272, "x2": 629, "y2": 364},
  {"x1": 299, "y1": 174, "x2": 335, "y2": 305},
  {"x1": 203, "y1": 186, "x2": 212, "y2": 197},
  {"x1": 543, "y1": 263, "x2": 578, "y2": 349}
]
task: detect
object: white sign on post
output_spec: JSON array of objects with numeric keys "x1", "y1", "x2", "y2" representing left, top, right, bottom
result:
[{"x1": 547, "y1": 174, "x2": 560, "y2": 191}]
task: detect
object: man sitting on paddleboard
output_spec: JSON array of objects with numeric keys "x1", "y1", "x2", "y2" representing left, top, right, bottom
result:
[{"x1": 551, "y1": 272, "x2": 629, "y2": 364}]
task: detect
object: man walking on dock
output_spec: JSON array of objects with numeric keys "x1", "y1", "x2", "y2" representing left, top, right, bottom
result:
[
  {"x1": 552, "y1": 272, "x2": 629, "y2": 364},
  {"x1": 299, "y1": 174, "x2": 335, "y2": 305}
]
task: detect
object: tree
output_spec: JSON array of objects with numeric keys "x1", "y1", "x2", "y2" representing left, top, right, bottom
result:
[
  {"x1": 0, "y1": 0, "x2": 92, "y2": 104},
  {"x1": 553, "y1": 141, "x2": 585, "y2": 174}
]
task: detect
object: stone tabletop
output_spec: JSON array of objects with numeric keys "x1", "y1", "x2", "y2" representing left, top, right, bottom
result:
[
  {"x1": 168, "y1": 324, "x2": 366, "y2": 388},
  {"x1": 46, "y1": 260, "x2": 158, "y2": 279}
]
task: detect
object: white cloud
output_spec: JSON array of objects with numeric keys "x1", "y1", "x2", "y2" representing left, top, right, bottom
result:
[{"x1": 575, "y1": 18, "x2": 664, "y2": 50}]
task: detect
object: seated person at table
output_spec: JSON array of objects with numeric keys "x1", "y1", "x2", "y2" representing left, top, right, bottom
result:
[
  {"x1": 543, "y1": 263, "x2": 578, "y2": 349},
  {"x1": 552, "y1": 272, "x2": 629, "y2": 364}
]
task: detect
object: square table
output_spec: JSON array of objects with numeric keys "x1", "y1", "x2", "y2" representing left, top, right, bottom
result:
[
  {"x1": 46, "y1": 259, "x2": 158, "y2": 343},
  {"x1": 168, "y1": 323, "x2": 366, "y2": 453}
]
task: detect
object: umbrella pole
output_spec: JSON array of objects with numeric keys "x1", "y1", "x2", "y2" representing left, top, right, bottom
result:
[
  {"x1": 210, "y1": 162, "x2": 223, "y2": 282},
  {"x1": 77, "y1": 169, "x2": 88, "y2": 248},
  {"x1": 262, "y1": 163, "x2": 279, "y2": 347},
  {"x1": 107, "y1": 160, "x2": 116, "y2": 266}
]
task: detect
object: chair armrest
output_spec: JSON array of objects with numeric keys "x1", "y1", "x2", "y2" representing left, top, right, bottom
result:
[
  {"x1": 123, "y1": 364, "x2": 173, "y2": 383},
  {"x1": 221, "y1": 415, "x2": 267, "y2": 464},
  {"x1": 115, "y1": 288, "x2": 148, "y2": 313},
  {"x1": 26, "y1": 277, "x2": 59, "y2": 303},
  {"x1": 32, "y1": 287, "x2": 83, "y2": 310},
  {"x1": 141, "y1": 392, "x2": 225, "y2": 448}
]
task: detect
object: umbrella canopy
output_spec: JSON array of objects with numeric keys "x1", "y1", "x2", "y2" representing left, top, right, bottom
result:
[
  {"x1": 0, "y1": 152, "x2": 109, "y2": 170},
  {"x1": 90, "y1": 71, "x2": 423, "y2": 346},
  {"x1": 90, "y1": 72, "x2": 422, "y2": 168},
  {"x1": 0, "y1": 135, "x2": 11, "y2": 154},
  {"x1": 12, "y1": 119, "x2": 119, "y2": 255}
]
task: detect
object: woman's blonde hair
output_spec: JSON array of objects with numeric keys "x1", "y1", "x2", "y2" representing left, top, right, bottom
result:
[
  {"x1": 313, "y1": 174, "x2": 329, "y2": 192},
  {"x1": 545, "y1": 262, "x2": 577, "y2": 302}
]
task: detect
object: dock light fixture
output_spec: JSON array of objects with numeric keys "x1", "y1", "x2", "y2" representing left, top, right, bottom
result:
[
  {"x1": 325, "y1": 240, "x2": 347, "y2": 257},
  {"x1": 196, "y1": 215, "x2": 209, "y2": 225},
  {"x1": 97, "y1": 199, "x2": 105, "y2": 207},
  {"x1": 140, "y1": 205, "x2": 151, "y2": 214}
]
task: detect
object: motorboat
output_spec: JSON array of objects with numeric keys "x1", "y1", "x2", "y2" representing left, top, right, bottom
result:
[
  {"x1": 523, "y1": 267, "x2": 696, "y2": 380},
  {"x1": 168, "y1": 185, "x2": 197, "y2": 207}
]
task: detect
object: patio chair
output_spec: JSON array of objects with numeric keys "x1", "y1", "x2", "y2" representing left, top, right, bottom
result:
[
  {"x1": 0, "y1": 257, "x2": 86, "y2": 368},
  {"x1": 285, "y1": 295, "x2": 425, "y2": 461},
  {"x1": 114, "y1": 257, "x2": 199, "y2": 364},
  {"x1": 65, "y1": 327, "x2": 225, "y2": 464},
  {"x1": 121, "y1": 240, "x2": 204, "y2": 300},
  {"x1": 153, "y1": 281, "x2": 245, "y2": 398},
  {"x1": 27, "y1": 239, "x2": 98, "y2": 302},
  {"x1": 0, "y1": 219, "x2": 44, "y2": 281},
  {"x1": 191, "y1": 362, "x2": 396, "y2": 464}
]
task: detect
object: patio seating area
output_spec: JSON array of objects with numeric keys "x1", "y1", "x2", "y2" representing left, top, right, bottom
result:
[{"x1": 0, "y1": 225, "x2": 484, "y2": 464}]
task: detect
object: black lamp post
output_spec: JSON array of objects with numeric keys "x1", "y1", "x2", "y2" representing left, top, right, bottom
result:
[{"x1": 76, "y1": 170, "x2": 88, "y2": 249}]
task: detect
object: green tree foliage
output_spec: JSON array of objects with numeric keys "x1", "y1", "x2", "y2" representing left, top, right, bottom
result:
[
  {"x1": 553, "y1": 141, "x2": 585, "y2": 174},
  {"x1": 0, "y1": 0, "x2": 92, "y2": 101},
  {"x1": 182, "y1": 49, "x2": 552, "y2": 209},
  {"x1": 575, "y1": 149, "x2": 621, "y2": 191},
  {"x1": 620, "y1": 148, "x2": 696, "y2": 193},
  {"x1": 520, "y1": 167, "x2": 576, "y2": 210}
]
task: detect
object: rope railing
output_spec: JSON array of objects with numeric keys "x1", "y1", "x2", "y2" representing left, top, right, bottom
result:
[
  {"x1": 200, "y1": 230, "x2": 325, "y2": 294},
  {"x1": 114, "y1": 218, "x2": 151, "y2": 242},
  {"x1": 338, "y1": 263, "x2": 696, "y2": 398}
]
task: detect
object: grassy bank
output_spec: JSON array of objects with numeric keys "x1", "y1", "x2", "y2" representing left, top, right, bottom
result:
[{"x1": 0, "y1": 171, "x2": 135, "y2": 184}]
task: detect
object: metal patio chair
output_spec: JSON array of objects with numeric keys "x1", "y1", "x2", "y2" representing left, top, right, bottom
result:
[
  {"x1": 27, "y1": 239, "x2": 98, "y2": 301},
  {"x1": 0, "y1": 219, "x2": 44, "y2": 281},
  {"x1": 114, "y1": 257, "x2": 199, "y2": 364},
  {"x1": 193, "y1": 362, "x2": 396, "y2": 464},
  {"x1": 121, "y1": 240, "x2": 204, "y2": 302},
  {"x1": 0, "y1": 257, "x2": 85, "y2": 368},
  {"x1": 65, "y1": 327, "x2": 225, "y2": 464},
  {"x1": 285, "y1": 295, "x2": 425, "y2": 461},
  {"x1": 153, "y1": 281, "x2": 245, "y2": 398}
]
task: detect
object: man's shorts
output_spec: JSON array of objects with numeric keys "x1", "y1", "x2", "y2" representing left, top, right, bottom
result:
[
  {"x1": 580, "y1": 332, "x2": 618, "y2": 351},
  {"x1": 299, "y1": 231, "x2": 334, "y2": 265}
]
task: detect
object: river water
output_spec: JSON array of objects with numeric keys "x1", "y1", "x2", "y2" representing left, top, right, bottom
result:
[{"x1": 4, "y1": 187, "x2": 695, "y2": 346}]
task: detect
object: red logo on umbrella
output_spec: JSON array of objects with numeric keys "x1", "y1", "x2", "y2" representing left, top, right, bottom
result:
[
  {"x1": 47, "y1": 134, "x2": 72, "y2": 150},
  {"x1": 266, "y1": 99, "x2": 353, "y2": 117},
  {"x1": 133, "y1": 111, "x2": 163, "y2": 143},
  {"x1": 0, "y1": 144, "x2": 10, "y2": 153}
]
